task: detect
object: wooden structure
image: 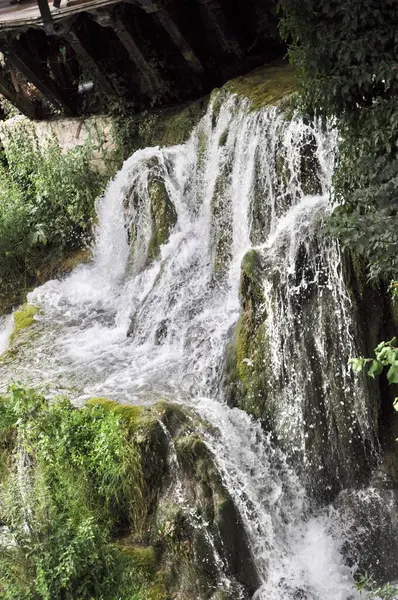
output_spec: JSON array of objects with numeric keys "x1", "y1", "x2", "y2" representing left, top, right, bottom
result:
[{"x1": 0, "y1": 0, "x2": 284, "y2": 118}]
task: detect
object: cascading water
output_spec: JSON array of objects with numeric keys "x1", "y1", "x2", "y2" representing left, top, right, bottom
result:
[{"x1": 0, "y1": 91, "x2": 387, "y2": 598}]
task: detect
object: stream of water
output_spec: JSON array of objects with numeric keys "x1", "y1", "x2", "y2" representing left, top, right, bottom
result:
[{"x1": 0, "y1": 92, "x2": 386, "y2": 599}]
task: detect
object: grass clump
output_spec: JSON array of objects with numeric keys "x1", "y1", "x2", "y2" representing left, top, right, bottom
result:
[{"x1": 0, "y1": 385, "x2": 161, "y2": 600}]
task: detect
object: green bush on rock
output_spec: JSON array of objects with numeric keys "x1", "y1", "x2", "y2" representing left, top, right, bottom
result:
[
  {"x1": 0, "y1": 385, "x2": 157, "y2": 600},
  {"x1": 0, "y1": 390, "x2": 258, "y2": 600}
]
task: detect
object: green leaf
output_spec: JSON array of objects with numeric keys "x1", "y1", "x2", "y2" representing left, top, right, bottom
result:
[
  {"x1": 387, "y1": 364, "x2": 398, "y2": 384},
  {"x1": 375, "y1": 340, "x2": 386, "y2": 353},
  {"x1": 349, "y1": 357, "x2": 366, "y2": 373},
  {"x1": 368, "y1": 360, "x2": 383, "y2": 378}
]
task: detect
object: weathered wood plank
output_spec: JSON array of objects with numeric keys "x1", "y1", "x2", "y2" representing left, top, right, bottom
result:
[
  {"x1": 36, "y1": 0, "x2": 55, "y2": 34},
  {"x1": 137, "y1": 0, "x2": 204, "y2": 74}
]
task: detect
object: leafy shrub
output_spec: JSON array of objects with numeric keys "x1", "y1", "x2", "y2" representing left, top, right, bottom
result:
[
  {"x1": 279, "y1": 0, "x2": 398, "y2": 280},
  {"x1": 0, "y1": 385, "x2": 152, "y2": 600},
  {"x1": 0, "y1": 125, "x2": 109, "y2": 310},
  {"x1": 350, "y1": 337, "x2": 398, "y2": 393}
]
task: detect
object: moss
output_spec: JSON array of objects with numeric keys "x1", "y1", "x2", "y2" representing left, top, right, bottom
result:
[
  {"x1": 210, "y1": 162, "x2": 233, "y2": 275},
  {"x1": 86, "y1": 397, "x2": 144, "y2": 422},
  {"x1": 10, "y1": 304, "x2": 39, "y2": 343},
  {"x1": 175, "y1": 433, "x2": 209, "y2": 467},
  {"x1": 210, "y1": 88, "x2": 226, "y2": 125},
  {"x1": 146, "y1": 579, "x2": 170, "y2": 600},
  {"x1": 224, "y1": 251, "x2": 272, "y2": 423},
  {"x1": 115, "y1": 96, "x2": 209, "y2": 161},
  {"x1": 154, "y1": 402, "x2": 190, "y2": 436},
  {"x1": 148, "y1": 178, "x2": 177, "y2": 261},
  {"x1": 120, "y1": 545, "x2": 157, "y2": 575},
  {"x1": 156, "y1": 98, "x2": 209, "y2": 147},
  {"x1": 225, "y1": 60, "x2": 298, "y2": 111}
]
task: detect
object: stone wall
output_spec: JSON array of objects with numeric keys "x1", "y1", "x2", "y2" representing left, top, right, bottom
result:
[{"x1": 0, "y1": 114, "x2": 116, "y2": 174}]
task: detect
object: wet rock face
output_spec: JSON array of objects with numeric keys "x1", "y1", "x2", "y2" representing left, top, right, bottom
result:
[
  {"x1": 224, "y1": 238, "x2": 382, "y2": 504},
  {"x1": 334, "y1": 487, "x2": 398, "y2": 584},
  {"x1": 109, "y1": 401, "x2": 259, "y2": 600}
]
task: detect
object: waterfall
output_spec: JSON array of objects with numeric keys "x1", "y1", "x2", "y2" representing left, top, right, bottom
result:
[{"x1": 0, "y1": 92, "x2": 387, "y2": 598}]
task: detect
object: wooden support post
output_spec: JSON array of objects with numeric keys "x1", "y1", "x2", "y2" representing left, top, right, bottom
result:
[
  {"x1": 109, "y1": 14, "x2": 160, "y2": 94},
  {"x1": 6, "y1": 42, "x2": 76, "y2": 116},
  {"x1": 138, "y1": 0, "x2": 204, "y2": 74},
  {"x1": 67, "y1": 29, "x2": 115, "y2": 97},
  {"x1": 36, "y1": 0, "x2": 55, "y2": 35},
  {"x1": 109, "y1": 13, "x2": 161, "y2": 95},
  {"x1": 198, "y1": 0, "x2": 243, "y2": 60},
  {"x1": 154, "y1": 10, "x2": 204, "y2": 74},
  {"x1": 0, "y1": 69, "x2": 37, "y2": 119}
]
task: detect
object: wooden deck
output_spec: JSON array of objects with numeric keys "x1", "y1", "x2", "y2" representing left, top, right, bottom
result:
[{"x1": 0, "y1": 0, "x2": 120, "y2": 29}]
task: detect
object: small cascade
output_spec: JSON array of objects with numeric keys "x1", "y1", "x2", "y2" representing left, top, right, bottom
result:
[
  {"x1": 0, "y1": 89, "x2": 392, "y2": 598},
  {"x1": 256, "y1": 195, "x2": 377, "y2": 495},
  {"x1": 196, "y1": 398, "x2": 359, "y2": 600}
]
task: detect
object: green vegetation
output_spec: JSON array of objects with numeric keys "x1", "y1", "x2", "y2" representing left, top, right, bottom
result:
[
  {"x1": 0, "y1": 385, "x2": 162, "y2": 600},
  {"x1": 0, "y1": 389, "x2": 256, "y2": 600},
  {"x1": 356, "y1": 573, "x2": 398, "y2": 599},
  {"x1": 111, "y1": 97, "x2": 208, "y2": 163},
  {"x1": 0, "y1": 124, "x2": 109, "y2": 313},
  {"x1": 279, "y1": 0, "x2": 398, "y2": 280},
  {"x1": 350, "y1": 337, "x2": 398, "y2": 406},
  {"x1": 10, "y1": 304, "x2": 39, "y2": 342}
]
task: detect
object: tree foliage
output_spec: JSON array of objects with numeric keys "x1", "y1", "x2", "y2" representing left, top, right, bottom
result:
[{"x1": 279, "y1": 0, "x2": 398, "y2": 279}]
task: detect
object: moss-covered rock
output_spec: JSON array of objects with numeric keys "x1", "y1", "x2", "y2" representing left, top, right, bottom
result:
[
  {"x1": 115, "y1": 97, "x2": 209, "y2": 162},
  {"x1": 148, "y1": 177, "x2": 177, "y2": 261},
  {"x1": 224, "y1": 251, "x2": 272, "y2": 422},
  {"x1": 225, "y1": 60, "x2": 297, "y2": 111},
  {"x1": 9, "y1": 304, "x2": 39, "y2": 345},
  {"x1": 210, "y1": 161, "x2": 233, "y2": 276},
  {"x1": 86, "y1": 398, "x2": 258, "y2": 599}
]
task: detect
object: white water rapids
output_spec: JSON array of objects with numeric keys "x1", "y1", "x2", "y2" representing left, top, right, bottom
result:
[{"x1": 0, "y1": 92, "x2": 379, "y2": 599}]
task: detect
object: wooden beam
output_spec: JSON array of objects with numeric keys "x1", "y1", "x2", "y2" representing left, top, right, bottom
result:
[
  {"x1": 137, "y1": 0, "x2": 204, "y2": 74},
  {"x1": 109, "y1": 13, "x2": 161, "y2": 95},
  {"x1": 198, "y1": 0, "x2": 243, "y2": 60},
  {"x1": 5, "y1": 41, "x2": 76, "y2": 116},
  {"x1": 0, "y1": 68, "x2": 37, "y2": 119},
  {"x1": 154, "y1": 10, "x2": 204, "y2": 74},
  {"x1": 67, "y1": 28, "x2": 115, "y2": 96},
  {"x1": 36, "y1": 0, "x2": 55, "y2": 35}
]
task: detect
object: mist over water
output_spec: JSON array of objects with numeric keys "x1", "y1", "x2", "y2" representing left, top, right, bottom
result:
[{"x1": 0, "y1": 93, "x2": 381, "y2": 598}]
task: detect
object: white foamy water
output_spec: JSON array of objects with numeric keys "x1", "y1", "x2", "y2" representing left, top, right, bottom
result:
[
  {"x1": 0, "y1": 314, "x2": 13, "y2": 355},
  {"x1": 0, "y1": 93, "x2": 377, "y2": 599}
]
